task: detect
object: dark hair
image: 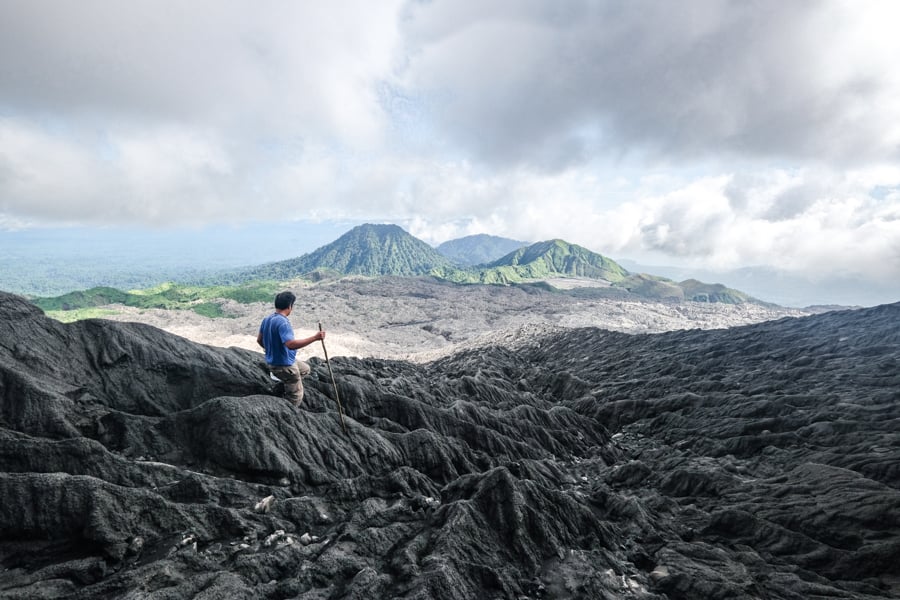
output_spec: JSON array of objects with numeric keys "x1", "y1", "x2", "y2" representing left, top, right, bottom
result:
[{"x1": 274, "y1": 291, "x2": 296, "y2": 310}]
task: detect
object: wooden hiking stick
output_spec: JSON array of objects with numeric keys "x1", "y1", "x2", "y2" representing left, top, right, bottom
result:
[{"x1": 318, "y1": 322, "x2": 347, "y2": 433}]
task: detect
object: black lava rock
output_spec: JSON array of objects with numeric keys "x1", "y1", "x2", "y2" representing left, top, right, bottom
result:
[{"x1": 1, "y1": 291, "x2": 899, "y2": 599}]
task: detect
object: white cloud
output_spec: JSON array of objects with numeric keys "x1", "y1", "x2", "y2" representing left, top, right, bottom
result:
[
  {"x1": 0, "y1": 1, "x2": 410, "y2": 226},
  {"x1": 398, "y1": 164, "x2": 900, "y2": 285},
  {"x1": 0, "y1": 1, "x2": 899, "y2": 298},
  {"x1": 0, "y1": 120, "x2": 243, "y2": 224},
  {"x1": 601, "y1": 170, "x2": 900, "y2": 279},
  {"x1": 0, "y1": 120, "x2": 115, "y2": 223},
  {"x1": 0, "y1": 1, "x2": 402, "y2": 145},
  {"x1": 396, "y1": 0, "x2": 900, "y2": 168}
]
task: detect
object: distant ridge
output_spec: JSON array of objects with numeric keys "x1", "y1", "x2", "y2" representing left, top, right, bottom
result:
[
  {"x1": 432, "y1": 239, "x2": 759, "y2": 303},
  {"x1": 239, "y1": 223, "x2": 456, "y2": 280},
  {"x1": 30, "y1": 224, "x2": 766, "y2": 308},
  {"x1": 436, "y1": 239, "x2": 629, "y2": 285},
  {"x1": 615, "y1": 274, "x2": 761, "y2": 304},
  {"x1": 231, "y1": 228, "x2": 763, "y2": 304},
  {"x1": 677, "y1": 278, "x2": 760, "y2": 304},
  {"x1": 489, "y1": 239, "x2": 629, "y2": 281},
  {"x1": 436, "y1": 234, "x2": 528, "y2": 266}
]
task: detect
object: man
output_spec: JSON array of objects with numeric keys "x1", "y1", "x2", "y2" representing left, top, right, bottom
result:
[{"x1": 257, "y1": 291, "x2": 325, "y2": 407}]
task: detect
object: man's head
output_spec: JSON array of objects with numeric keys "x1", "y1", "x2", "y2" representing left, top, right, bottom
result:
[{"x1": 274, "y1": 291, "x2": 296, "y2": 310}]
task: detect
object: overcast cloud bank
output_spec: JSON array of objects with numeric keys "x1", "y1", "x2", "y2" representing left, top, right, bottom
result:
[{"x1": 1, "y1": 1, "x2": 898, "y2": 303}]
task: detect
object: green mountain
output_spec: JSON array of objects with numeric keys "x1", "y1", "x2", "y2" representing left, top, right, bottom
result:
[
  {"x1": 612, "y1": 274, "x2": 762, "y2": 304},
  {"x1": 616, "y1": 273, "x2": 685, "y2": 300},
  {"x1": 436, "y1": 234, "x2": 528, "y2": 266},
  {"x1": 33, "y1": 226, "x2": 767, "y2": 314},
  {"x1": 436, "y1": 239, "x2": 630, "y2": 284},
  {"x1": 432, "y1": 239, "x2": 759, "y2": 304},
  {"x1": 490, "y1": 240, "x2": 629, "y2": 280},
  {"x1": 238, "y1": 223, "x2": 456, "y2": 280},
  {"x1": 677, "y1": 278, "x2": 760, "y2": 304}
]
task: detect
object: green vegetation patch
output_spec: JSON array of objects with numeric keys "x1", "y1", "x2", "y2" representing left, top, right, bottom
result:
[
  {"x1": 32, "y1": 286, "x2": 130, "y2": 311},
  {"x1": 191, "y1": 302, "x2": 227, "y2": 318},
  {"x1": 616, "y1": 274, "x2": 685, "y2": 300},
  {"x1": 33, "y1": 280, "x2": 283, "y2": 319},
  {"x1": 678, "y1": 279, "x2": 756, "y2": 304},
  {"x1": 43, "y1": 307, "x2": 122, "y2": 323}
]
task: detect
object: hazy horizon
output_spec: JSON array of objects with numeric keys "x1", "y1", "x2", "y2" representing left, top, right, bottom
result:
[{"x1": 2, "y1": 221, "x2": 896, "y2": 308}]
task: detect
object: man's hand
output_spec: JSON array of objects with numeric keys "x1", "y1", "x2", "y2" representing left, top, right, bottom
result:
[{"x1": 286, "y1": 330, "x2": 326, "y2": 351}]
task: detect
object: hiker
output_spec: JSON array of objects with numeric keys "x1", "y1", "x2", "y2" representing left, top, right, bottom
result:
[{"x1": 257, "y1": 291, "x2": 325, "y2": 407}]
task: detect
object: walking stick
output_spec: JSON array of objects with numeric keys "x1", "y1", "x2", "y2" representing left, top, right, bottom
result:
[{"x1": 318, "y1": 322, "x2": 347, "y2": 433}]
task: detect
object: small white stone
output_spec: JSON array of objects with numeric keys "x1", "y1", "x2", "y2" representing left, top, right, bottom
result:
[
  {"x1": 263, "y1": 530, "x2": 286, "y2": 547},
  {"x1": 127, "y1": 536, "x2": 144, "y2": 554},
  {"x1": 254, "y1": 495, "x2": 275, "y2": 513}
]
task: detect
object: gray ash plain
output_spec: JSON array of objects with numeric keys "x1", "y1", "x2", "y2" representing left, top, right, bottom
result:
[
  {"x1": 1, "y1": 287, "x2": 898, "y2": 599},
  {"x1": 93, "y1": 277, "x2": 811, "y2": 362}
]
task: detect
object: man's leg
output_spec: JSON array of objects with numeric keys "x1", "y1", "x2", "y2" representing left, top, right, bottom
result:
[
  {"x1": 271, "y1": 363, "x2": 305, "y2": 407},
  {"x1": 293, "y1": 361, "x2": 311, "y2": 406},
  {"x1": 296, "y1": 360, "x2": 311, "y2": 379}
]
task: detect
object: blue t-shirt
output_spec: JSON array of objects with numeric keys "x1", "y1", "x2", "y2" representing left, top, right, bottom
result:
[{"x1": 259, "y1": 313, "x2": 296, "y2": 366}]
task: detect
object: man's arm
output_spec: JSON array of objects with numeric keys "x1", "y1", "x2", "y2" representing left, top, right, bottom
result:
[
  {"x1": 285, "y1": 330, "x2": 325, "y2": 350},
  {"x1": 256, "y1": 332, "x2": 265, "y2": 349}
]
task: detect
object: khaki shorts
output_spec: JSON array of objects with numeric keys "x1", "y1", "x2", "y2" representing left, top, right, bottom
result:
[{"x1": 268, "y1": 361, "x2": 311, "y2": 407}]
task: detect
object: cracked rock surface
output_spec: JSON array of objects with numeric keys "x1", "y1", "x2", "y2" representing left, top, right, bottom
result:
[
  {"x1": 1, "y1": 290, "x2": 898, "y2": 599},
  {"x1": 88, "y1": 276, "x2": 809, "y2": 361}
]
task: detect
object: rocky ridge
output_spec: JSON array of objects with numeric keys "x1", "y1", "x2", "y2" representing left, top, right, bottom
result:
[{"x1": 1, "y1": 290, "x2": 898, "y2": 598}]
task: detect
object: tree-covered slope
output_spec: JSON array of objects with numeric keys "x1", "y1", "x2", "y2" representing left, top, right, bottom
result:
[
  {"x1": 436, "y1": 239, "x2": 629, "y2": 285},
  {"x1": 435, "y1": 234, "x2": 528, "y2": 266},
  {"x1": 677, "y1": 278, "x2": 762, "y2": 304},
  {"x1": 238, "y1": 224, "x2": 456, "y2": 280},
  {"x1": 612, "y1": 274, "x2": 762, "y2": 304},
  {"x1": 32, "y1": 281, "x2": 281, "y2": 319},
  {"x1": 492, "y1": 240, "x2": 629, "y2": 280},
  {"x1": 432, "y1": 240, "x2": 762, "y2": 304}
]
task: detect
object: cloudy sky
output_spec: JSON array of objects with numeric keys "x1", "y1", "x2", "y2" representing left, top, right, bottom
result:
[{"x1": 2, "y1": 1, "x2": 899, "y2": 300}]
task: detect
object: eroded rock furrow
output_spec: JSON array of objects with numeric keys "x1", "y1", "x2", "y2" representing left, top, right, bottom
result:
[{"x1": 1, "y1": 291, "x2": 898, "y2": 599}]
